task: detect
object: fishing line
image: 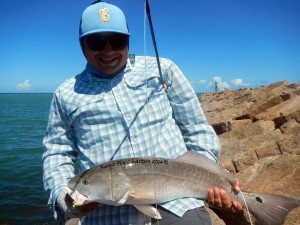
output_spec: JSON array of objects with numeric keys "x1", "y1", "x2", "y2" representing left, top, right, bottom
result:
[
  {"x1": 143, "y1": 0, "x2": 160, "y2": 223},
  {"x1": 239, "y1": 190, "x2": 254, "y2": 225}
]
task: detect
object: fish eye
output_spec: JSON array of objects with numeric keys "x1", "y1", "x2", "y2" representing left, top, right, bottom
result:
[{"x1": 82, "y1": 179, "x2": 89, "y2": 185}]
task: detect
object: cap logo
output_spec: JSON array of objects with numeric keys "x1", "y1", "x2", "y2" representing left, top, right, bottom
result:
[{"x1": 99, "y1": 8, "x2": 110, "y2": 22}]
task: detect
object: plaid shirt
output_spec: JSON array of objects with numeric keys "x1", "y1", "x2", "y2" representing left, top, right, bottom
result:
[{"x1": 43, "y1": 56, "x2": 220, "y2": 225}]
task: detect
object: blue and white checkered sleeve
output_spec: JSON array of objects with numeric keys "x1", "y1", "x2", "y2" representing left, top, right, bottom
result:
[
  {"x1": 42, "y1": 91, "x2": 77, "y2": 216},
  {"x1": 163, "y1": 59, "x2": 220, "y2": 163}
]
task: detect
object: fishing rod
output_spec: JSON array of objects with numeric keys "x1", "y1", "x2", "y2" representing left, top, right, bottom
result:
[{"x1": 144, "y1": 0, "x2": 164, "y2": 82}]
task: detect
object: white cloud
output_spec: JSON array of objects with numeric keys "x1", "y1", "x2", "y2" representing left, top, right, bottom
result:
[
  {"x1": 213, "y1": 76, "x2": 230, "y2": 91},
  {"x1": 198, "y1": 80, "x2": 207, "y2": 84},
  {"x1": 16, "y1": 80, "x2": 32, "y2": 90},
  {"x1": 231, "y1": 78, "x2": 249, "y2": 87},
  {"x1": 189, "y1": 80, "x2": 195, "y2": 85}
]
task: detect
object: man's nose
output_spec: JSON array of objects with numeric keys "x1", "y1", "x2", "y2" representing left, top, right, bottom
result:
[{"x1": 102, "y1": 41, "x2": 113, "y2": 51}]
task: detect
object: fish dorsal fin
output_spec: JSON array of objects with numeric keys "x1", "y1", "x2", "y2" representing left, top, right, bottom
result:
[
  {"x1": 134, "y1": 204, "x2": 162, "y2": 219},
  {"x1": 174, "y1": 151, "x2": 237, "y2": 183}
]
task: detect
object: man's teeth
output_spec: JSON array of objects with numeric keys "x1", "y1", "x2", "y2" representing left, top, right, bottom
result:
[{"x1": 103, "y1": 58, "x2": 115, "y2": 61}]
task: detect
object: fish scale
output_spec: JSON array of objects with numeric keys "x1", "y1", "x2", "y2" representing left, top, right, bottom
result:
[{"x1": 123, "y1": 160, "x2": 231, "y2": 204}]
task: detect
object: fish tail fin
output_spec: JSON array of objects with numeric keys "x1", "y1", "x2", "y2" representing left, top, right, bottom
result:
[{"x1": 244, "y1": 192, "x2": 300, "y2": 225}]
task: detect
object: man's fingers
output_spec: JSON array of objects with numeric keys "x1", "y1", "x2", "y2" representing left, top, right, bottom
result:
[
  {"x1": 232, "y1": 181, "x2": 241, "y2": 193},
  {"x1": 208, "y1": 187, "x2": 244, "y2": 212},
  {"x1": 207, "y1": 188, "x2": 215, "y2": 206},
  {"x1": 213, "y1": 187, "x2": 222, "y2": 208},
  {"x1": 220, "y1": 189, "x2": 232, "y2": 208},
  {"x1": 208, "y1": 188, "x2": 223, "y2": 208},
  {"x1": 232, "y1": 201, "x2": 244, "y2": 212}
]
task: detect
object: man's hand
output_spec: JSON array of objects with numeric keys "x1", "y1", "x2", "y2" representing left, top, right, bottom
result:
[
  {"x1": 207, "y1": 182, "x2": 243, "y2": 212},
  {"x1": 56, "y1": 189, "x2": 100, "y2": 222}
]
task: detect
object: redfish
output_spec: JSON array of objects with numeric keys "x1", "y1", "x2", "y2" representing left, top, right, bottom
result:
[{"x1": 68, "y1": 151, "x2": 300, "y2": 225}]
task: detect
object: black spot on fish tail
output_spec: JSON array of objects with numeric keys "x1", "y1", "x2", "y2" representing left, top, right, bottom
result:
[
  {"x1": 255, "y1": 196, "x2": 263, "y2": 203},
  {"x1": 245, "y1": 192, "x2": 300, "y2": 225}
]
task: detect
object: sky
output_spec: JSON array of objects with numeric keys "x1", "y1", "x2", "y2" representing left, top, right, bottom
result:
[{"x1": 0, "y1": 0, "x2": 299, "y2": 93}]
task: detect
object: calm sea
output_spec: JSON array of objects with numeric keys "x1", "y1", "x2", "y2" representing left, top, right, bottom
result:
[{"x1": 0, "y1": 94, "x2": 56, "y2": 225}]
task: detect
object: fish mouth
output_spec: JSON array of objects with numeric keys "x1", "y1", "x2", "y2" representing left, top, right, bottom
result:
[{"x1": 68, "y1": 188, "x2": 90, "y2": 206}]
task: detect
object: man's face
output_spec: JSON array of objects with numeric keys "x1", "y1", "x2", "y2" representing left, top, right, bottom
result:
[{"x1": 83, "y1": 32, "x2": 129, "y2": 75}]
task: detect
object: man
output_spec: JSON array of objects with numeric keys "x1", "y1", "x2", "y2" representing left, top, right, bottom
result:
[{"x1": 43, "y1": 1, "x2": 242, "y2": 224}]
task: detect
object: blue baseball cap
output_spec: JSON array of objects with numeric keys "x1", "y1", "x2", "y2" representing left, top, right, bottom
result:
[{"x1": 79, "y1": 2, "x2": 130, "y2": 38}]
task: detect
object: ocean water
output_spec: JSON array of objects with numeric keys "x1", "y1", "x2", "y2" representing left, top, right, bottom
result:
[{"x1": 0, "y1": 94, "x2": 56, "y2": 225}]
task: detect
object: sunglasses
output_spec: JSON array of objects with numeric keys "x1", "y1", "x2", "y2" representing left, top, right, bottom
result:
[{"x1": 85, "y1": 35, "x2": 128, "y2": 51}]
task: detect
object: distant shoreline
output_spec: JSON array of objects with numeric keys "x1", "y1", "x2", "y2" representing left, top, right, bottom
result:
[{"x1": 0, "y1": 92, "x2": 205, "y2": 97}]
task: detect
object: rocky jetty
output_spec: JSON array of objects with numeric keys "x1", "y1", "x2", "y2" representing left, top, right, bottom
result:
[{"x1": 200, "y1": 81, "x2": 300, "y2": 225}]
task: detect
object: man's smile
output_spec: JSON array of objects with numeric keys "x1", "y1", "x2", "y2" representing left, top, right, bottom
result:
[{"x1": 99, "y1": 56, "x2": 119, "y2": 64}]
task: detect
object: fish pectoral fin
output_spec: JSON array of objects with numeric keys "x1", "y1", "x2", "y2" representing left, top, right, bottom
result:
[
  {"x1": 115, "y1": 191, "x2": 131, "y2": 206},
  {"x1": 130, "y1": 191, "x2": 151, "y2": 199},
  {"x1": 133, "y1": 204, "x2": 162, "y2": 220}
]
